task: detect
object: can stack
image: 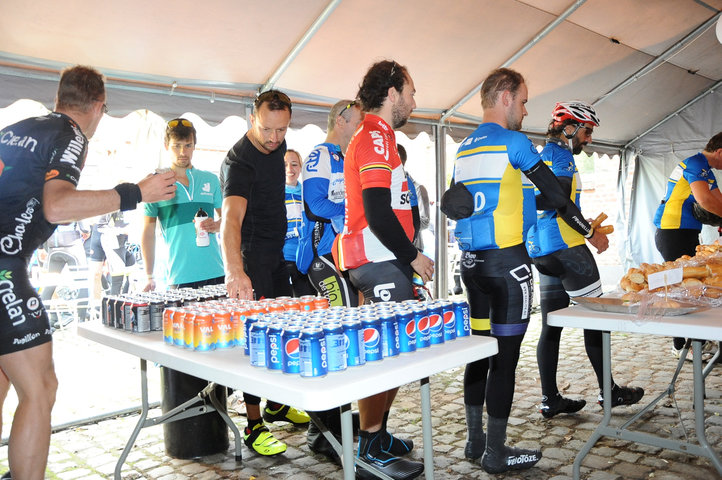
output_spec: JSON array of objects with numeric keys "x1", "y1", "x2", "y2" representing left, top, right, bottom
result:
[{"x1": 101, "y1": 287, "x2": 471, "y2": 379}]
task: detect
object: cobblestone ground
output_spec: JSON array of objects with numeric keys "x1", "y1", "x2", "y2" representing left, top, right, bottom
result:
[{"x1": 1, "y1": 312, "x2": 720, "y2": 480}]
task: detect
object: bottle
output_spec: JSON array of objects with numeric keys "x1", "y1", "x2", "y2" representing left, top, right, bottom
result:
[{"x1": 194, "y1": 207, "x2": 210, "y2": 247}]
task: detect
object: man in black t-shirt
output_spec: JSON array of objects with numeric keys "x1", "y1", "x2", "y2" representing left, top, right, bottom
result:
[
  {"x1": 220, "y1": 90, "x2": 309, "y2": 456},
  {"x1": 0, "y1": 65, "x2": 176, "y2": 480}
]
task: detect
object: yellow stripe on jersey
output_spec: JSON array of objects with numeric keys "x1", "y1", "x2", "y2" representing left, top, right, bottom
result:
[
  {"x1": 457, "y1": 144, "x2": 508, "y2": 160},
  {"x1": 360, "y1": 163, "x2": 392, "y2": 173}
]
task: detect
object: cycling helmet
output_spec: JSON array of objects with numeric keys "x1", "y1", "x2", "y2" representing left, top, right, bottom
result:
[{"x1": 551, "y1": 101, "x2": 600, "y2": 127}]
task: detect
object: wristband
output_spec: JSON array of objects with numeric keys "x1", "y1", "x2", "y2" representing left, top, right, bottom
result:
[
  {"x1": 114, "y1": 183, "x2": 142, "y2": 211},
  {"x1": 584, "y1": 227, "x2": 594, "y2": 239}
]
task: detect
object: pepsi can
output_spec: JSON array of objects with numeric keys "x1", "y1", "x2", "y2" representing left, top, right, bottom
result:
[
  {"x1": 413, "y1": 306, "x2": 430, "y2": 349},
  {"x1": 249, "y1": 321, "x2": 268, "y2": 367},
  {"x1": 244, "y1": 316, "x2": 258, "y2": 356},
  {"x1": 299, "y1": 327, "x2": 327, "y2": 377},
  {"x1": 453, "y1": 299, "x2": 471, "y2": 337},
  {"x1": 323, "y1": 322, "x2": 347, "y2": 372},
  {"x1": 266, "y1": 323, "x2": 284, "y2": 371},
  {"x1": 427, "y1": 304, "x2": 445, "y2": 345},
  {"x1": 379, "y1": 311, "x2": 400, "y2": 357},
  {"x1": 282, "y1": 325, "x2": 302, "y2": 374},
  {"x1": 361, "y1": 316, "x2": 383, "y2": 362},
  {"x1": 342, "y1": 319, "x2": 365, "y2": 367},
  {"x1": 439, "y1": 300, "x2": 457, "y2": 341},
  {"x1": 396, "y1": 309, "x2": 416, "y2": 353}
]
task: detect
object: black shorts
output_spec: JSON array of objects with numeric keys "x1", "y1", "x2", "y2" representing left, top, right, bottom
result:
[
  {"x1": 0, "y1": 257, "x2": 53, "y2": 355},
  {"x1": 308, "y1": 254, "x2": 358, "y2": 307},
  {"x1": 242, "y1": 249, "x2": 292, "y2": 300},
  {"x1": 349, "y1": 260, "x2": 414, "y2": 304},
  {"x1": 532, "y1": 244, "x2": 602, "y2": 297},
  {"x1": 460, "y1": 244, "x2": 533, "y2": 337},
  {"x1": 86, "y1": 225, "x2": 105, "y2": 262},
  {"x1": 655, "y1": 228, "x2": 700, "y2": 262}
]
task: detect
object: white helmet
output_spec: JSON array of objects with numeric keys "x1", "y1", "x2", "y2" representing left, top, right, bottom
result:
[{"x1": 551, "y1": 101, "x2": 600, "y2": 127}]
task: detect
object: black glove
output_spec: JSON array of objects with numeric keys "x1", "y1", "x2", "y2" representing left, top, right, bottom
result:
[
  {"x1": 692, "y1": 202, "x2": 722, "y2": 227},
  {"x1": 441, "y1": 182, "x2": 474, "y2": 220}
]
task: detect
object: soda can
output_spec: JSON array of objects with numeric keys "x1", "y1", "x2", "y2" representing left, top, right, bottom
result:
[
  {"x1": 249, "y1": 321, "x2": 268, "y2": 367},
  {"x1": 439, "y1": 300, "x2": 457, "y2": 341},
  {"x1": 183, "y1": 309, "x2": 196, "y2": 348},
  {"x1": 266, "y1": 323, "x2": 284, "y2": 371},
  {"x1": 281, "y1": 325, "x2": 302, "y2": 374},
  {"x1": 299, "y1": 327, "x2": 327, "y2": 377},
  {"x1": 313, "y1": 296, "x2": 330, "y2": 311},
  {"x1": 122, "y1": 297, "x2": 134, "y2": 331},
  {"x1": 231, "y1": 305, "x2": 247, "y2": 348},
  {"x1": 299, "y1": 295, "x2": 316, "y2": 312},
  {"x1": 342, "y1": 319, "x2": 365, "y2": 367},
  {"x1": 378, "y1": 311, "x2": 400, "y2": 357},
  {"x1": 193, "y1": 311, "x2": 215, "y2": 351},
  {"x1": 396, "y1": 309, "x2": 416, "y2": 353},
  {"x1": 427, "y1": 304, "x2": 445, "y2": 345},
  {"x1": 211, "y1": 310, "x2": 232, "y2": 348},
  {"x1": 101, "y1": 295, "x2": 110, "y2": 325},
  {"x1": 361, "y1": 316, "x2": 383, "y2": 362},
  {"x1": 132, "y1": 300, "x2": 151, "y2": 333},
  {"x1": 412, "y1": 306, "x2": 430, "y2": 349},
  {"x1": 162, "y1": 307, "x2": 176, "y2": 344},
  {"x1": 323, "y1": 322, "x2": 347, "y2": 372},
  {"x1": 171, "y1": 308, "x2": 186, "y2": 346},
  {"x1": 453, "y1": 299, "x2": 471, "y2": 337},
  {"x1": 244, "y1": 316, "x2": 259, "y2": 355}
]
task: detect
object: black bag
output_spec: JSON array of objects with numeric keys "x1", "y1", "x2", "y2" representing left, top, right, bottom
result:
[
  {"x1": 440, "y1": 181, "x2": 474, "y2": 220},
  {"x1": 692, "y1": 202, "x2": 722, "y2": 227}
]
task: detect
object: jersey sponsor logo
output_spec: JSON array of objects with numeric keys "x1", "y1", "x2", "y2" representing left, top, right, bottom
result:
[
  {"x1": 0, "y1": 198, "x2": 40, "y2": 256},
  {"x1": 461, "y1": 251, "x2": 478, "y2": 269},
  {"x1": 58, "y1": 125, "x2": 86, "y2": 165},
  {"x1": 369, "y1": 130, "x2": 388, "y2": 160},
  {"x1": 0, "y1": 130, "x2": 38, "y2": 153},
  {"x1": 399, "y1": 191, "x2": 411, "y2": 205},
  {"x1": 305, "y1": 149, "x2": 321, "y2": 172},
  {"x1": 202, "y1": 182, "x2": 211, "y2": 192},
  {"x1": 45, "y1": 169, "x2": 60, "y2": 180},
  {"x1": 13, "y1": 332, "x2": 40, "y2": 345},
  {"x1": 373, "y1": 282, "x2": 395, "y2": 301},
  {"x1": 0, "y1": 271, "x2": 27, "y2": 326},
  {"x1": 0, "y1": 156, "x2": 5, "y2": 176},
  {"x1": 318, "y1": 276, "x2": 342, "y2": 306}
]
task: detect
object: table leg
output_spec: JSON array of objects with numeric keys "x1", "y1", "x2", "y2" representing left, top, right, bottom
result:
[
  {"x1": 691, "y1": 340, "x2": 722, "y2": 474},
  {"x1": 340, "y1": 404, "x2": 355, "y2": 480},
  {"x1": 114, "y1": 359, "x2": 150, "y2": 480},
  {"x1": 205, "y1": 385, "x2": 243, "y2": 461},
  {"x1": 420, "y1": 377, "x2": 434, "y2": 480}
]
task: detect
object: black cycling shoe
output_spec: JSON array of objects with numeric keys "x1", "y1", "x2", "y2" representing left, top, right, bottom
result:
[
  {"x1": 380, "y1": 429, "x2": 413, "y2": 456},
  {"x1": 356, "y1": 430, "x2": 423, "y2": 480},
  {"x1": 598, "y1": 385, "x2": 644, "y2": 408},
  {"x1": 481, "y1": 445, "x2": 542, "y2": 474},
  {"x1": 1, "y1": 471, "x2": 11, "y2": 479},
  {"x1": 540, "y1": 393, "x2": 586, "y2": 418}
]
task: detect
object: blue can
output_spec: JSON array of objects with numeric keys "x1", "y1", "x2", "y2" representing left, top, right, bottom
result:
[
  {"x1": 323, "y1": 322, "x2": 347, "y2": 372},
  {"x1": 266, "y1": 323, "x2": 284, "y2": 371},
  {"x1": 249, "y1": 321, "x2": 268, "y2": 367},
  {"x1": 299, "y1": 327, "x2": 327, "y2": 377},
  {"x1": 342, "y1": 319, "x2": 365, "y2": 367},
  {"x1": 453, "y1": 299, "x2": 471, "y2": 337},
  {"x1": 427, "y1": 304, "x2": 445, "y2": 345},
  {"x1": 361, "y1": 316, "x2": 383, "y2": 362},
  {"x1": 396, "y1": 309, "x2": 416, "y2": 353},
  {"x1": 281, "y1": 325, "x2": 302, "y2": 374},
  {"x1": 412, "y1": 306, "x2": 430, "y2": 349},
  {"x1": 439, "y1": 300, "x2": 457, "y2": 341},
  {"x1": 379, "y1": 311, "x2": 400, "y2": 357},
  {"x1": 244, "y1": 315, "x2": 258, "y2": 356}
]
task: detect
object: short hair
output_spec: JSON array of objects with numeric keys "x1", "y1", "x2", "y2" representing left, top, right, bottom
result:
[
  {"x1": 55, "y1": 65, "x2": 105, "y2": 113},
  {"x1": 254, "y1": 89, "x2": 292, "y2": 115},
  {"x1": 397, "y1": 144, "x2": 407, "y2": 165},
  {"x1": 327, "y1": 99, "x2": 357, "y2": 132},
  {"x1": 357, "y1": 60, "x2": 409, "y2": 112},
  {"x1": 705, "y1": 132, "x2": 722, "y2": 152},
  {"x1": 165, "y1": 118, "x2": 197, "y2": 145},
  {"x1": 285, "y1": 149, "x2": 302, "y2": 163},
  {"x1": 480, "y1": 68, "x2": 525, "y2": 110}
]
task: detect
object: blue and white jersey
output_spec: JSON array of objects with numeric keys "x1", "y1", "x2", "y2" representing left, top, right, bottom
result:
[
  {"x1": 283, "y1": 183, "x2": 303, "y2": 262},
  {"x1": 297, "y1": 143, "x2": 346, "y2": 273},
  {"x1": 526, "y1": 141, "x2": 586, "y2": 258},
  {"x1": 452, "y1": 123, "x2": 539, "y2": 251}
]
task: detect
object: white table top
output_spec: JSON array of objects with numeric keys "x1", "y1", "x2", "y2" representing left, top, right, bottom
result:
[
  {"x1": 548, "y1": 305, "x2": 722, "y2": 341},
  {"x1": 77, "y1": 322, "x2": 498, "y2": 411}
]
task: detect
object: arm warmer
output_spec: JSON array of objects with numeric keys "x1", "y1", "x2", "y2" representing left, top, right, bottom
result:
[
  {"x1": 362, "y1": 187, "x2": 418, "y2": 264},
  {"x1": 535, "y1": 175, "x2": 572, "y2": 210},
  {"x1": 524, "y1": 161, "x2": 592, "y2": 238}
]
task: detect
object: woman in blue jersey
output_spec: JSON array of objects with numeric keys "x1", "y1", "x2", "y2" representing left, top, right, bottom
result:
[
  {"x1": 527, "y1": 102, "x2": 643, "y2": 419},
  {"x1": 443, "y1": 68, "x2": 605, "y2": 475},
  {"x1": 282, "y1": 149, "x2": 314, "y2": 296}
]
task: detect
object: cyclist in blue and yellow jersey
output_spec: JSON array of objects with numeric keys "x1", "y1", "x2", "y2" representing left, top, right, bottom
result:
[
  {"x1": 282, "y1": 149, "x2": 314, "y2": 297},
  {"x1": 442, "y1": 68, "x2": 606, "y2": 475},
  {"x1": 654, "y1": 131, "x2": 722, "y2": 262},
  {"x1": 527, "y1": 102, "x2": 643, "y2": 420}
]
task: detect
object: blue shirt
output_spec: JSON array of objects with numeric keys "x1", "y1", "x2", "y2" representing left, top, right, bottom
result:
[{"x1": 283, "y1": 183, "x2": 303, "y2": 262}]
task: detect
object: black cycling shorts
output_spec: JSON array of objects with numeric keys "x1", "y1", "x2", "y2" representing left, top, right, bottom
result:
[
  {"x1": 0, "y1": 257, "x2": 53, "y2": 355},
  {"x1": 349, "y1": 260, "x2": 414, "y2": 304},
  {"x1": 655, "y1": 228, "x2": 700, "y2": 262},
  {"x1": 460, "y1": 244, "x2": 533, "y2": 337},
  {"x1": 532, "y1": 244, "x2": 602, "y2": 297},
  {"x1": 308, "y1": 254, "x2": 358, "y2": 307}
]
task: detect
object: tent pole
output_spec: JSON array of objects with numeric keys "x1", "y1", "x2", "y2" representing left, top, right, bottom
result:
[{"x1": 433, "y1": 125, "x2": 448, "y2": 300}]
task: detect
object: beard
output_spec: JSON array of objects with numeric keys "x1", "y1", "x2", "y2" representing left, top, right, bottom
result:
[
  {"x1": 572, "y1": 142, "x2": 586, "y2": 155},
  {"x1": 391, "y1": 100, "x2": 410, "y2": 129}
]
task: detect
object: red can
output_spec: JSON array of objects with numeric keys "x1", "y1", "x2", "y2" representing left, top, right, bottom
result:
[
  {"x1": 313, "y1": 296, "x2": 330, "y2": 311},
  {"x1": 299, "y1": 295, "x2": 316, "y2": 311}
]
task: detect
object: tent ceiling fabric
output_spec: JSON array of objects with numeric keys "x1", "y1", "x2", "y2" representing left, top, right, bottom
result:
[{"x1": 1, "y1": 0, "x2": 721, "y2": 148}]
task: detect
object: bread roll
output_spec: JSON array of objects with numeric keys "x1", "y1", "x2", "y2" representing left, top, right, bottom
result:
[
  {"x1": 682, "y1": 277, "x2": 703, "y2": 286},
  {"x1": 597, "y1": 225, "x2": 614, "y2": 234},
  {"x1": 703, "y1": 275, "x2": 722, "y2": 288},
  {"x1": 683, "y1": 266, "x2": 708, "y2": 279},
  {"x1": 620, "y1": 275, "x2": 646, "y2": 292},
  {"x1": 707, "y1": 264, "x2": 722, "y2": 276},
  {"x1": 627, "y1": 268, "x2": 645, "y2": 284},
  {"x1": 591, "y1": 212, "x2": 607, "y2": 229},
  {"x1": 621, "y1": 291, "x2": 642, "y2": 304}
]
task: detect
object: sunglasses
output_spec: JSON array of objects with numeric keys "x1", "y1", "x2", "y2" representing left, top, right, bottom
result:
[
  {"x1": 167, "y1": 119, "x2": 193, "y2": 128},
  {"x1": 338, "y1": 101, "x2": 357, "y2": 118},
  {"x1": 254, "y1": 90, "x2": 292, "y2": 110}
]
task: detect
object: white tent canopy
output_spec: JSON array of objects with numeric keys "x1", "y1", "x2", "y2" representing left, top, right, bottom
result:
[{"x1": 2, "y1": 0, "x2": 722, "y2": 279}]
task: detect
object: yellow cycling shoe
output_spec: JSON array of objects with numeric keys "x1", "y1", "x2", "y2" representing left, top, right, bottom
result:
[
  {"x1": 262, "y1": 404, "x2": 310, "y2": 427},
  {"x1": 243, "y1": 423, "x2": 287, "y2": 456}
]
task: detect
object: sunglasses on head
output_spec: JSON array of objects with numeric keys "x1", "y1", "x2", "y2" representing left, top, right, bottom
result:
[
  {"x1": 254, "y1": 90, "x2": 291, "y2": 110},
  {"x1": 339, "y1": 101, "x2": 357, "y2": 118},
  {"x1": 167, "y1": 119, "x2": 193, "y2": 128}
]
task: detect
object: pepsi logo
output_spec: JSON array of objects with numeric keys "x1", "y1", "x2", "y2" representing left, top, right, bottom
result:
[
  {"x1": 429, "y1": 314, "x2": 443, "y2": 332},
  {"x1": 405, "y1": 320, "x2": 416, "y2": 338},
  {"x1": 285, "y1": 338, "x2": 300, "y2": 359},
  {"x1": 443, "y1": 311, "x2": 455, "y2": 327},
  {"x1": 363, "y1": 328, "x2": 380, "y2": 348},
  {"x1": 417, "y1": 316, "x2": 430, "y2": 334}
]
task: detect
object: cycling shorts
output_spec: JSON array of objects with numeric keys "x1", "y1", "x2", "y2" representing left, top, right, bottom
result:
[
  {"x1": 308, "y1": 254, "x2": 358, "y2": 307},
  {"x1": 460, "y1": 243, "x2": 533, "y2": 337},
  {"x1": 349, "y1": 260, "x2": 414, "y2": 304},
  {"x1": 0, "y1": 257, "x2": 53, "y2": 355},
  {"x1": 531, "y1": 244, "x2": 602, "y2": 297}
]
